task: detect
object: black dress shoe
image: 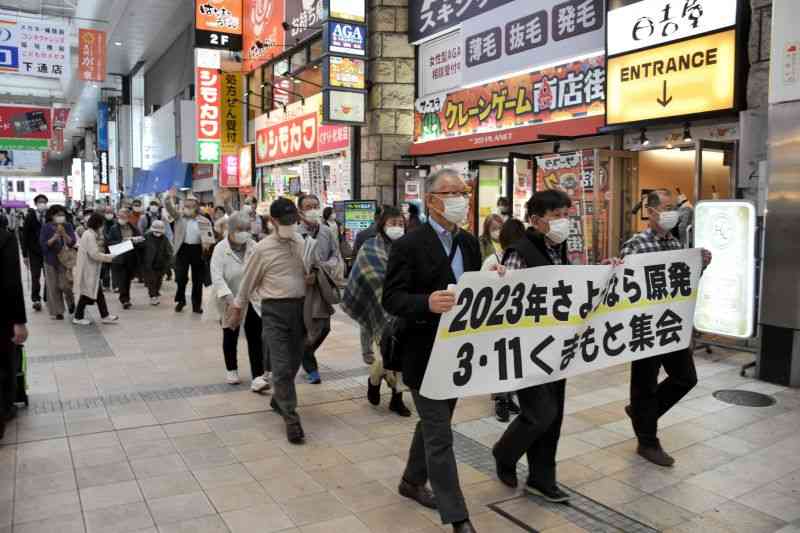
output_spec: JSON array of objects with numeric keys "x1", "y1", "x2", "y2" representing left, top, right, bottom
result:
[
  {"x1": 33, "y1": 302, "x2": 42, "y2": 312},
  {"x1": 68, "y1": 303, "x2": 75, "y2": 315},
  {"x1": 55, "y1": 314, "x2": 64, "y2": 320},
  {"x1": 389, "y1": 392, "x2": 411, "y2": 417},
  {"x1": 367, "y1": 379, "x2": 381, "y2": 406},
  {"x1": 122, "y1": 302, "x2": 132, "y2": 310},
  {"x1": 525, "y1": 482, "x2": 571, "y2": 503},
  {"x1": 175, "y1": 302, "x2": 185, "y2": 312},
  {"x1": 495, "y1": 399, "x2": 509, "y2": 423},
  {"x1": 637, "y1": 443, "x2": 675, "y2": 467},
  {"x1": 286, "y1": 421, "x2": 305, "y2": 445},
  {"x1": 192, "y1": 307, "x2": 203, "y2": 314},
  {"x1": 398, "y1": 479, "x2": 437, "y2": 509},
  {"x1": 452, "y1": 519, "x2": 477, "y2": 533},
  {"x1": 492, "y1": 446, "x2": 517, "y2": 488}
]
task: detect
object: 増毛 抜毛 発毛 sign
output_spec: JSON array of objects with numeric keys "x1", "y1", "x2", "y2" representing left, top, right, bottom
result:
[{"x1": 606, "y1": 30, "x2": 736, "y2": 126}]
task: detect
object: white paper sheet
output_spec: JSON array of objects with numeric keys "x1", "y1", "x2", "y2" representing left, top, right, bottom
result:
[{"x1": 108, "y1": 240, "x2": 134, "y2": 257}]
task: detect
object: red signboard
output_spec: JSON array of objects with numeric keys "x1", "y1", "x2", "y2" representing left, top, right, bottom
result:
[
  {"x1": 79, "y1": 29, "x2": 106, "y2": 81},
  {"x1": 196, "y1": 67, "x2": 221, "y2": 141},
  {"x1": 52, "y1": 108, "x2": 70, "y2": 129},
  {"x1": 50, "y1": 128, "x2": 64, "y2": 152},
  {"x1": 243, "y1": 0, "x2": 285, "y2": 72},
  {"x1": 255, "y1": 112, "x2": 318, "y2": 165},
  {"x1": 220, "y1": 153, "x2": 240, "y2": 188},
  {"x1": 318, "y1": 124, "x2": 349, "y2": 153},
  {"x1": 0, "y1": 105, "x2": 52, "y2": 150}
]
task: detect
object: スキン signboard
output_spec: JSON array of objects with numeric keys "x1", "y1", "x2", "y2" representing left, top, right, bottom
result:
[
  {"x1": 420, "y1": 249, "x2": 702, "y2": 399},
  {"x1": 195, "y1": 0, "x2": 243, "y2": 50},
  {"x1": 414, "y1": 55, "x2": 605, "y2": 144},
  {"x1": 606, "y1": 30, "x2": 736, "y2": 125},
  {"x1": 0, "y1": 105, "x2": 52, "y2": 150},
  {"x1": 408, "y1": 0, "x2": 515, "y2": 44},
  {"x1": 693, "y1": 201, "x2": 756, "y2": 339}
]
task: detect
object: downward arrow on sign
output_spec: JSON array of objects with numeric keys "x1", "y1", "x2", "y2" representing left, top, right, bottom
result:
[{"x1": 657, "y1": 80, "x2": 673, "y2": 107}]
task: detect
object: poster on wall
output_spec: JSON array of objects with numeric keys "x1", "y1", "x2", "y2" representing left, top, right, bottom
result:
[
  {"x1": 243, "y1": 0, "x2": 285, "y2": 72},
  {"x1": 460, "y1": 0, "x2": 604, "y2": 88},
  {"x1": 325, "y1": 56, "x2": 365, "y2": 89},
  {"x1": 408, "y1": 0, "x2": 514, "y2": 44},
  {"x1": 195, "y1": 0, "x2": 244, "y2": 50},
  {"x1": 418, "y1": 30, "x2": 462, "y2": 98},
  {"x1": 693, "y1": 201, "x2": 756, "y2": 338},
  {"x1": 0, "y1": 105, "x2": 52, "y2": 150},
  {"x1": 79, "y1": 29, "x2": 106, "y2": 81},
  {"x1": 286, "y1": 0, "x2": 323, "y2": 43},
  {"x1": 18, "y1": 20, "x2": 69, "y2": 78},
  {"x1": 0, "y1": 150, "x2": 43, "y2": 171},
  {"x1": 414, "y1": 55, "x2": 605, "y2": 144}
]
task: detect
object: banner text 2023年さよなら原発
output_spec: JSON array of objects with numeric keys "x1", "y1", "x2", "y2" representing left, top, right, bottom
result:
[{"x1": 420, "y1": 249, "x2": 702, "y2": 400}]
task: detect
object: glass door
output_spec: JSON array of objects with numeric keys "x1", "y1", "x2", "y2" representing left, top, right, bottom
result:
[
  {"x1": 593, "y1": 149, "x2": 636, "y2": 262},
  {"x1": 695, "y1": 140, "x2": 738, "y2": 201}
]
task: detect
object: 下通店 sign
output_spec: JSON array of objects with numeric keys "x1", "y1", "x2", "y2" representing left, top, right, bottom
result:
[
  {"x1": 607, "y1": 0, "x2": 738, "y2": 56},
  {"x1": 17, "y1": 20, "x2": 69, "y2": 78},
  {"x1": 79, "y1": 29, "x2": 106, "y2": 81},
  {"x1": 606, "y1": 30, "x2": 736, "y2": 126},
  {"x1": 195, "y1": 50, "x2": 222, "y2": 164},
  {"x1": 0, "y1": 105, "x2": 52, "y2": 151},
  {"x1": 255, "y1": 112, "x2": 318, "y2": 165},
  {"x1": 195, "y1": 0, "x2": 243, "y2": 50}
]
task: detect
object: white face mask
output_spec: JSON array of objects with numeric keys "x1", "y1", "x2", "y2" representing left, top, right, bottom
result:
[
  {"x1": 304, "y1": 208, "x2": 322, "y2": 224},
  {"x1": 656, "y1": 210, "x2": 679, "y2": 231},
  {"x1": 152, "y1": 231, "x2": 164, "y2": 238},
  {"x1": 133, "y1": 205, "x2": 143, "y2": 213},
  {"x1": 149, "y1": 206, "x2": 159, "y2": 214},
  {"x1": 545, "y1": 218, "x2": 570, "y2": 245},
  {"x1": 53, "y1": 215, "x2": 66, "y2": 224},
  {"x1": 104, "y1": 213, "x2": 114, "y2": 221},
  {"x1": 36, "y1": 203, "x2": 47, "y2": 211},
  {"x1": 118, "y1": 218, "x2": 129, "y2": 226},
  {"x1": 440, "y1": 196, "x2": 468, "y2": 225},
  {"x1": 276, "y1": 224, "x2": 295, "y2": 240},
  {"x1": 490, "y1": 229, "x2": 501, "y2": 241},
  {"x1": 232, "y1": 231, "x2": 252, "y2": 244},
  {"x1": 385, "y1": 226, "x2": 405, "y2": 241}
]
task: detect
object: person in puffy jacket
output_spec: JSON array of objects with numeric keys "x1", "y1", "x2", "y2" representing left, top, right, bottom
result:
[{"x1": 141, "y1": 220, "x2": 173, "y2": 306}]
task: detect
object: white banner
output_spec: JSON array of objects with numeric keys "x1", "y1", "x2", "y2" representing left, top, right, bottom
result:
[
  {"x1": 460, "y1": 0, "x2": 605, "y2": 87},
  {"x1": 419, "y1": 30, "x2": 462, "y2": 98},
  {"x1": 607, "y1": 0, "x2": 738, "y2": 57},
  {"x1": 420, "y1": 249, "x2": 702, "y2": 400}
]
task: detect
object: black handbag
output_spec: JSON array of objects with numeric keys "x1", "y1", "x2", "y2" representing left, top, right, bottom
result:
[{"x1": 380, "y1": 319, "x2": 405, "y2": 372}]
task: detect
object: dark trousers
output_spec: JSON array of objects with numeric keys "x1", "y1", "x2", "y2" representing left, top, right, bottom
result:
[
  {"x1": 493, "y1": 380, "x2": 565, "y2": 489},
  {"x1": 174, "y1": 244, "x2": 204, "y2": 309},
  {"x1": 302, "y1": 321, "x2": 330, "y2": 374},
  {"x1": 28, "y1": 253, "x2": 44, "y2": 302},
  {"x1": 101, "y1": 263, "x2": 113, "y2": 289},
  {"x1": 144, "y1": 270, "x2": 164, "y2": 298},
  {"x1": 403, "y1": 391, "x2": 468, "y2": 525},
  {"x1": 112, "y1": 262, "x2": 136, "y2": 304},
  {"x1": 262, "y1": 299, "x2": 305, "y2": 425},
  {"x1": 75, "y1": 287, "x2": 109, "y2": 320},
  {"x1": 629, "y1": 349, "x2": 698, "y2": 447},
  {"x1": 222, "y1": 303, "x2": 265, "y2": 379},
  {"x1": 0, "y1": 332, "x2": 19, "y2": 420}
]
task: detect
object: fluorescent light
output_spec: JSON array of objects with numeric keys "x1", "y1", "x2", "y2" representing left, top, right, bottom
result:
[{"x1": 114, "y1": 41, "x2": 122, "y2": 46}]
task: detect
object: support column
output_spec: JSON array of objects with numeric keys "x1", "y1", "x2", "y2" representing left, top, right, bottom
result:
[{"x1": 362, "y1": 0, "x2": 414, "y2": 204}]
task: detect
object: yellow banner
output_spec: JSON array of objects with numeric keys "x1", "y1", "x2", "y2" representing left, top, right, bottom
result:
[
  {"x1": 607, "y1": 30, "x2": 736, "y2": 125},
  {"x1": 220, "y1": 72, "x2": 243, "y2": 153}
]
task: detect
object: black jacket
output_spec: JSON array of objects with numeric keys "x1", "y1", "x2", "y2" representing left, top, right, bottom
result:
[
  {"x1": 503, "y1": 228, "x2": 569, "y2": 268},
  {"x1": 21, "y1": 208, "x2": 45, "y2": 258},
  {"x1": 0, "y1": 228, "x2": 26, "y2": 333},
  {"x1": 107, "y1": 222, "x2": 141, "y2": 267},
  {"x1": 142, "y1": 233, "x2": 173, "y2": 273},
  {"x1": 383, "y1": 222, "x2": 482, "y2": 391}
]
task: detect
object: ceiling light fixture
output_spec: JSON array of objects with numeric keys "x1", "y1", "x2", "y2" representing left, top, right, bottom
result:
[
  {"x1": 114, "y1": 41, "x2": 122, "y2": 46},
  {"x1": 640, "y1": 128, "x2": 650, "y2": 147},
  {"x1": 683, "y1": 122, "x2": 693, "y2": 143}
]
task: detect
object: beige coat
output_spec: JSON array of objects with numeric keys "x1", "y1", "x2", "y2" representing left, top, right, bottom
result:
[
  {"x1": 74, "y1": 229, "x2": 113, "y2": 300},
  {"x1": 209, "y1": 237, "x2": 257, "y2": 328},
  {"x1": 164, "y1": 196, "x2": 215, "y2": 255}
]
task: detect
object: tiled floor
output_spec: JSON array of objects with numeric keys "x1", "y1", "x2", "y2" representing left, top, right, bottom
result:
[{"x1": 4, "y1": 278, "x2": 800, "y2": 532}]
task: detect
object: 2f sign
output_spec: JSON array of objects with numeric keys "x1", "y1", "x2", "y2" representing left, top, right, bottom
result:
[
  {"x1": 209, "y1": 33, "x2": 230, "y2": 47},
  {"x1": 607, "y1": 0, "x2": 738, "y2": 56}
]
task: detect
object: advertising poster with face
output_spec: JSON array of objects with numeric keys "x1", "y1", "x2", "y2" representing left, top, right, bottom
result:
[{"x1": 244, "y1": 0, "x2": 286, "y2": 72}]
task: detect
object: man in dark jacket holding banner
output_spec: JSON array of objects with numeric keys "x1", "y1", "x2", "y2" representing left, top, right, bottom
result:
[
  {"x1": 492, "y1": 189, "x2": 573, "y2": 503},
  {"x1": 383, "y1": 169, "x2": 482, "y2": 533}
]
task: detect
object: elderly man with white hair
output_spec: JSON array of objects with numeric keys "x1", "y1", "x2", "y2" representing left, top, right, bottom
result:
[
  {"x1": 210, "y1": 211, "x2": 269, "y2": 391},
  {"x1": 165, "y1": 187, "x2": 215, "y2": 313}
]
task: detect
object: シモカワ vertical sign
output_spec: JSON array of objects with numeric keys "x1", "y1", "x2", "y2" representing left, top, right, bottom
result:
[{"x1": 195, "y1": 49, "x2": 222, "y2": 163}]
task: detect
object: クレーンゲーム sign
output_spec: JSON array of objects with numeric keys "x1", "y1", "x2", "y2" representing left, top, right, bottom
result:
[{"x1": 420, "y1": 249, "x2": 702, "y2": 400}]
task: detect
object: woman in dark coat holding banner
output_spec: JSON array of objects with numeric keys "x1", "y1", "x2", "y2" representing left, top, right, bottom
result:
[{"x1": 492, "y1": 190, "x2": 573, "y2": 504}]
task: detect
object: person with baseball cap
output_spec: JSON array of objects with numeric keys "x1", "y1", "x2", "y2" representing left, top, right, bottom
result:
[{"x1": 229, "y1": 197, "x2": 309, "y2": 444}]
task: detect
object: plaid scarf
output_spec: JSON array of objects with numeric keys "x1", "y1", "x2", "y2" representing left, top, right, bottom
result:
[{"x1": 342, "y1": 234, "x2": 397, "y2": 339}]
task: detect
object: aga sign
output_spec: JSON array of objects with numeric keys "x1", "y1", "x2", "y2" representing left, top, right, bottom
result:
[{"x1": 325, "y1": 21, "x2": 366, "y2": 56}]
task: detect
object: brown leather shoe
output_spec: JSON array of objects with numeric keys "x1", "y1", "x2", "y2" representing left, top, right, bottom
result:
[
  {"x1": 398, "y1": 478, "x2": 437, "y2": 509},
  {"x1": 453, "y1": 520, "x2": 477, "y2": 533},
  {"x1": 637, "y1": 443, "x2": 675, "y2": 467}
]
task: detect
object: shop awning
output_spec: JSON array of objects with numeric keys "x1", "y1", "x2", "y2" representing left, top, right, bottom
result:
[
  {"x1": 408, "y1": 116, "x2": 605, "y2": 157},
  {"x1": 129, "y1": 157, "x2": 191, "y2": 197}
]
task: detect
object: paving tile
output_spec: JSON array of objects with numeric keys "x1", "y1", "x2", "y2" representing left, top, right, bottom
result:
[
  {"x1": 260, "y1": 469, "x2": 327, "y2": 503},
  {"x1": 71, "y1": 442, "x2": 128, "y2": 468},
  {"x1": 653, "y1": 482, "x2": 729, "y2": 514},
  {"x1": 80, "y1": 480, "x2": 143, "y2": 511},
  {"x1": 130, "y1": 453, "x2": 187, "y2": 479},
  {"x1": 15, "y1": 469, "x2": 77, "y2": 499},
  {"x1": 309, "y1": 463, "x2": 372, "y2": 490},
  {"x1": 298, "y1": 515, "x2": 371, "y2": 533},
  {"x1": 204, "y1": 481, "x2": 273, "y2": 512},
  {"x1": 358, "y1": 502, "x2": 438, "y2": 533},
  {"x1": 620, "y1": 495, "x2": 697, "y2": 529},
  {"x1": 11, "y1": 512, "x2": 85, "y2": 533},
  {"x1": 157, "y1": 515, "x2": 230, "y2": 533},
  {"x1": 147, "y1": 491, "x2": 216, "y2": 525},
  {"x1": 701, "y1": 500, "x2": 787, "y2": 533},
  {"x1": 496, "y1": 499, "x2": 567, "y2": 529},
  {"x1": 221, "y1": 502, "x2": 296, "y2": 533},
  {"x1": 121, "y1": 437, "x2": 177, "y2": 460},
  {"x1": 281, "y1": 491, "x2": 353, "y2": 527},
  {"x1": 76, "y1": 460, "x2": 135, "y2": 489},
  {"x1": 138, "y1": 471, "x2": 202, "y2": 500},
  {"x1": 576, "y1": 477, "x2": 646, "y2": 507},
  {"x1": 84, "y1": 501, "x2": 155, "y2": 533},
  {"x1": 69, "y1": 431, "x2": 120, "y2": 451},
  {"x1": 14, "y1": 489, "x2": 81, "y2": 524},
  {"x1": 194, "y1": 463, "x2": 255, "y2": 490},
  {"x1": 330, "y1": 479, "x2": 404, "y2": 512},
  {"x1": 181, "y1": 446, "x2": 238, "y2": 470}
]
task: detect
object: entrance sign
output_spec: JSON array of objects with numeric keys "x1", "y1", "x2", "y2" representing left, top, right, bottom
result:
[
  {"x1": 606, "y1": 30, "x2": 736, "y2": 126},
  {"x1": 608, "y1": 0, "x2": 738, "y2": 56},
  {"x1": 693, "y1": 201, "x2": 756, "y2": 339},
  {"x1": 460, "y1": 0, "x2": 604, "y2": 88},
  {"x1": 420, "y1": 249, "x2": 703, "y2": 399}
]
